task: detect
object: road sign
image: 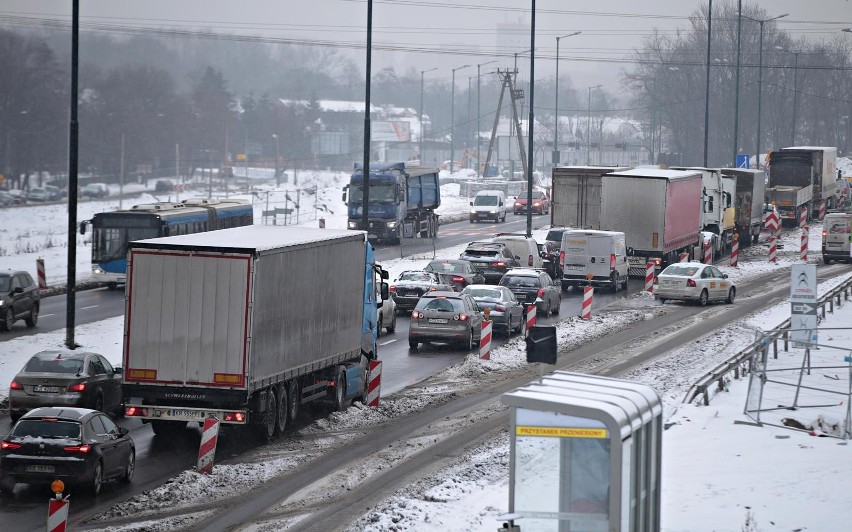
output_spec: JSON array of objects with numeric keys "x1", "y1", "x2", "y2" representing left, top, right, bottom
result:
[
  {"x1": 790, "y1": 264, "x2": 818, "y2": 347},
  {"x1": 736, "y1": 154, "x2": 750, "y2": 168}
]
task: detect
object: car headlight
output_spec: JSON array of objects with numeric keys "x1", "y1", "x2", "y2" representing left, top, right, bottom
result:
[
  {"x1": 470, "y1": 209, "x2": 477, "y2": 214},
  {"x1": 91, "y1": 266, "x2": 104, "y2": 274},
  {"x1": 490, "y1": 210, "x2": 497, "y2": 214},
  {"x1": 387, "y1": 221, "x2": 397, "y2": 228},
  {"x1": 348, "y1": 221, "x2": 358, "y2": 229},
  {"x1": 0, "y1": 300, "x2": 4, "y2": 306}
]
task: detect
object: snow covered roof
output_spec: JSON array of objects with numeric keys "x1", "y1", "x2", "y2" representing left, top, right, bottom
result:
[
  {"x1": 607, "y1": 168, "x2": 701, "y2": 180},
  {"x1": 130, "y1": 226, "x2": 365, "y2": 253}
]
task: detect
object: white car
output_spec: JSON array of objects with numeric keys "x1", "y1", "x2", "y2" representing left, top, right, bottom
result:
[
  {"x1": 654, "y1": 262, "x2": 736, "y2": 306},
  {"x1": 376, "y1": 291, "x2": 396, "y2": 337}
]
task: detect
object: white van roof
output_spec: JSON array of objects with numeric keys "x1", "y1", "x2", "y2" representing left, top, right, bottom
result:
[
  {"x1": 562, "y1": 229, "x2": 625, "y2": 238},
  {"x1": 474, "y1": 189, "x2": 505, "y2": 196}
]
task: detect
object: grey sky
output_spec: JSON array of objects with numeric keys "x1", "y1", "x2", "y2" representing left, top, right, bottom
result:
[{"x1": 3, "y1": 0, "x2": 851, "y2": 91}]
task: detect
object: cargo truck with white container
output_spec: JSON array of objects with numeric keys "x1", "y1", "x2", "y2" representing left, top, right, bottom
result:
[
  {"x1": 671, "y1": 167, "x2": 736, "y2": 255},
  {"x1": 600, "y1": 169, "x2": 703, "y2": 276},
  {"x1": 768, "y1": 146, "x2": 837, "y2": 224},
  {"x1": 121, "y1": 226, "x2": 388, "y2": 441},
  {"x1": 720, "y1": 168, "x2": 766, "y2": 246},
  {"x1": 550, "y1": 166, "x2": 631, "y2": 229}
]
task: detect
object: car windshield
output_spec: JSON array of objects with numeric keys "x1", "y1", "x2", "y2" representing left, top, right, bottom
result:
[
  {"x1": 0, "y1": 276, "x2": 10, "y2": 292},
  {"x1": 426, "y1": 261, "x2": 461, "y2": 273},
  {"x1": 474, "y1": 195, "x2": 499, "y2": 206},
  {"x1": 500, "y1": 275, "x2": 539, "y2": 288},
  {"x1": 464, "y1": 287, "x2": 502, "y2": 300},
  {"x1": 348, "y1": 183, "x2": 397, "y2": 204},
  {"x1": 24, "y1": 357, "x2": 85, "y2": 374},
  {"x1": 661, "y1": 265, "x2": 700, "y2": 277},
  {"x1": 416, "y1": 297, "x2": 464, "y2": 312},
  {"x1": 398, "y1": 271, "x2": 434, "y2": 282},
  {"x1": 11, "y1": 419, "x2": 81, "y2": 440}
]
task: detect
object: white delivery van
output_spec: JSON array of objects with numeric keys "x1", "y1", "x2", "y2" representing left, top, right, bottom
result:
[
  {"x1": 493, "y1": 233, "x2": 543, "y2": 268},
  {"x1": 560, "y1": 229, "x2": 629, "y2": 292},
  {"x1": 470, "y1": 190, "x2": 507, "y2": 223},
  {"x1": 822, "y1": 212, "x2": 851, "y2": 264}
]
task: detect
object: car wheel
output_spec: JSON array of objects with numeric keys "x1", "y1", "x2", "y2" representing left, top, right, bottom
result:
[
  {"x1": 25, "y1": 304, "x2": 38, "y2": 328},
  {"x1": 387, "y1": 312, "x2": 397, "y2": 333},
  {"x1": 726, "y1": 287, "x2": 736, "y2": 304},
  {"x1": 107, "y1": 283, "x2": 118, "y2": 291},
  {"x1": 121, "y1": 450, "x2": 135, "y2": 483},
  {"x1": 408, "y1": 338, "x2": 419, "y2": 349},
  {"x1": 658, "y1": 297, "x2": 667, "y2": 304},
  {"x1": 611, "y1": 273, "x2": 619, "y2": 293},
  {"x1": 470, "y1": 217, "x2": 475, "y2": 223},
  {"x1": 552, "y1": 297, "x2": 561, "y2": 315},
  {"x1": 90, "y1": 461, "x2": 103, "y2": 495},
  {"x1": 0, "y1": 307, "x2": 13, "y2": 332},
  {"x1": 466, "y1": 329, "x2": 475, "y2": 351},
  {"x1": 698, "y1": 289, "x2": 709, "y2": 307}
]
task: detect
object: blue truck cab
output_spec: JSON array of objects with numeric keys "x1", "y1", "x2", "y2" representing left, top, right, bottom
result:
[{"x1": 344, "y1": 162, "x2": 441, "y2": 244}]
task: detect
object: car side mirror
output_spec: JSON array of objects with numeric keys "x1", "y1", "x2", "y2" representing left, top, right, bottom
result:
[
  {"x1": 118, "y1": 427, "x2": 129, "y2": 436},
  {"x1": 114, "y1": 366, "x2": 123, "y2": 375},
  {"x1": 13, "y1": 287, "x2": 23, "y2": 294},
  {"x1": 515, "y1": 255, "x2": 521, "y2": 260},
  {"x1": 469, "y1": 201, "x2": 473, "y2": 206},
  {"x1": 722, "y1": 274, "x2": 729, "y2": 279}
]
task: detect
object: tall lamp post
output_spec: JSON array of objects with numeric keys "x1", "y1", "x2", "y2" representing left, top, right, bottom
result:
[
  {"x1": 702, "y1": 0, "x2": 713, "y2": 167},
  {"x1": 553, "y1": 31, "x2": 581, "y2": 166},
  {"x1": 419, "y1": 67, "x2": 437, "y2": 163},
  {"x1": 450, "y1": 64, "x2": 472, "y2": 174},
  {"x1": 586, "y1": 84, "x2": 602, "y2": 165},
  {"x1": 476, "y1": 60, "x2": 497, "y2": 176},
  {"x1": 732, "y1": 0, "x2": 743, "y2": 166},
  {"x1": 775, "y1": 46, "x2": 800, "y2": 146},
  {"x1": 272, "y1": 133, "x2": 280, "y2": 187},
  {"x1": 742, "y1": 12, "x2": 788, "y2": 168}
]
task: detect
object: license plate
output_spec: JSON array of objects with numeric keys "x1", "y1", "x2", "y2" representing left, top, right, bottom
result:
[
  {"x1": 565, "y1": 265, "x2": 583, "y2": 270},
  {"x1": 368, "y1": 233, "x2": 378, "y2": 239},
  {"x1": 428, "y1": 318, "x2": 448, "y2": 324},
  {"x1": 405, "y1": 292, "x2": 419, "y2": 297},
  {"x1": 170, "y1": 409, "x2": 205, "y2": 419},
  {"x1": 827, "y1": 242, "x2": 841, "y2": 248},
  {"x1": 33, "y1": 386, "x2": 60, "y2": 393},
  {"x1": 27, "y1": 465, "x2": 55, "y2": 473}
]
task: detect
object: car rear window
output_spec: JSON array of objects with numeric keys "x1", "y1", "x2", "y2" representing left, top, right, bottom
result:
[
  {"x1": 545, "y1": 229, "x2": 565, "y2": 243},
  {"x1": 463, "y1": 249, "x2": 499, "y2": 259},
  {"x1": 24, "y1": 357, "x2": 84, "y2": 374},
  {"x1": 426, "y1": 261, "x2": 461, "y2": 273},
  {"x1": 661, "y1": 265, "x2": 700, "y2": 277},
  {"x1": 500, "y1": 275, "x2": 540, "y2": 288},
  {"x1": 12, "y1": 419, "x2": 81, "y2": 439},
  {"x1": 416, "y1": 297, "x2": 465, "y2": 312},
  {"x1": 465, "y1": 288, "x2": 502, "y2": 300},
  {"x1": 398, "y1": 272, "x2": 434, "y2": 282}
]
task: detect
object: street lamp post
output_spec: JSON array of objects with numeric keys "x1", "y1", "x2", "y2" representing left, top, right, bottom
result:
[
  {"x1": 776, "y1": 46, "x2": 800, "y2": 146},
  {"x1": 420, "y1": 67, "x2": 437, "y2": 163},
  {"x1": 586, "y1": 84, "x2": 602, "y2": 165},
  {"x1": 554, "y1": 31, "x2": 581, "y2": 166},
  {"x1": 476, "y1": 60, "x2": 497, "y2": 176},
  {"x1": 450, "y1": 64, "x2": 472, "y2": 174},
  {"x1": 702, "y1": 0, "x2": 713, "y2": 167},
  {"x1": 733, "y1": 0, "x2": 743, "y2": 166},
  {"x1": 272, "y1": 133, "x2": 280, "y2": 187}
]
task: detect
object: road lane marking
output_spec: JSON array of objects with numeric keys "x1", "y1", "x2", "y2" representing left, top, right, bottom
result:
[
  {"x1": 41, "y1": 313, "x2": 55, "y2": 318},
  {"x1": 379, "y1": 339, "x2": 397, "y2": 345},
  {"x1": 81, "y1": 305, "x2": 98, "y2": 310}
]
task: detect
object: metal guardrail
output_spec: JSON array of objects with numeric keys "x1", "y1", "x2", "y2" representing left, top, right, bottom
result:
[{"x1": 683, "y1": 274, "x2": 852, "y2": 406}]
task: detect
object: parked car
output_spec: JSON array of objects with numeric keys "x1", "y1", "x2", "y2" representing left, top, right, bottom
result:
[
  {"x1": 376, "y1": 283, "x2": 396, "y2": 337},
  {"x1": 390, "y1": 271, "x2": 456, "y2": 314},
  {"x1": 44, "y1": 185, "x2": 62, "y2": 201},
  {"x1": 499, "y1": 268, "x2": 562, "y2": 316},
  {"x1": 460, "y1": 284, "x2": 524, "y2": 337},
  {"x1": 26, "y1": 188, "x2": 49, "y2": 203},
  {"x1": 654, "y1": 262, "x2": 736, "y2": 306},
  {"x1": 424, "y1": 259, "x2": 486, "y2": 291},
  {"x1": 155, "y1": 179, "x2": 175, "y2": 193},
  {"x1": 0, "y1": 270, "x2": 40, "y2": 332},
  {"x1": 408, "y1": 291, "x2": 483, "y2": 350},
  {"x1": 0, "y1": 407, "x2": 135, "y2": 495},
  {"x1": 513, "y1": 189, "x2": 550, "y2": 215},
  {"x1": 8, "y1": 350, "x2": 123, "y2": 421},
  {"x1": 82, "y1": 183, "x2": 109, "y2": 199},
  {"x1": 0, "y1": 191, "x2": 15, "y2": 207},
  {"x1": 458, "y1": 241, "x2": 522, "y2": 284}
]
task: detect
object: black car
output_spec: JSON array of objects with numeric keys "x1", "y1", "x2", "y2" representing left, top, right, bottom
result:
[
  {"x1": 423, "y1": 259, "x2": 486, "y2": 291},
  {"x1": 458, "y1": 242, "x2": 521, "y2": 284},
  {"x1": 460, "y1": 284, "x2": 525, "y2": 337},
  {"x1": 155, "y1": 179, "x2": 175, "y2": 192},
  {"x1": 499, "y1": 268, "x2": 562, "y2": 316},
  {"x1": 390, "y1": 271, "x2": 456, "y2": 313},
  {"x1": 0, "y1": 270, "x2": 40, "y2": 332},
  {"x1": 9, "y1": 350, "x2": 124, "y2": 421},
  {"x1": 0, "y1": 407, "x2": 135, "y2": 495}
]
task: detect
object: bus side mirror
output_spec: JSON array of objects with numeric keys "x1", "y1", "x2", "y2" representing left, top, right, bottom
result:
[
  {"x1": 79, "y1": 220, "x2": 88, "y2": 235},
  {"x1": 381, "y1": 282, "x2": 389, "y2": 301}
]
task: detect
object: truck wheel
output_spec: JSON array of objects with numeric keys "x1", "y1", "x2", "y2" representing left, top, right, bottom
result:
[
  {"x1": 824, "y1": 257, "x2": 833, "y2": 265},
  {"x1": 287, "y1": 380, "x2": 301, "y2": 423},
  {"x1": 698, "y1": 289, "x2": 709, "y2": 307},
  {"x1": 257, "y1": 387, "x2": 279, "y2": 440},
  {"x1": 276, "y1": 384, "x2": 289, "y2": 433},
  {"x1": 333, "y1": 366, "x2": 350, "y2": 412}
]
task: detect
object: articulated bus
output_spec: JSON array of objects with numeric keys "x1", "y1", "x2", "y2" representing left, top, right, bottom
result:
[{"x1": 81, "y1": 199, "x2": 253, "y2": 289}]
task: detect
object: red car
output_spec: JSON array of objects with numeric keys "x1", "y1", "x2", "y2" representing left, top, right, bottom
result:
[{"x1": 513, "y1": 190, "x2": 550, "y2": 215}]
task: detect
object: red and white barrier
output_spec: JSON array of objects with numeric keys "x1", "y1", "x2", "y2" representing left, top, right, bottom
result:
[
  {"x1": 581, "y1": 286, "x2": 593, "y2": 320},
  {"x1": 196, "y1": 416, "x2": 220, "y2": 474},
  {"x1": 799, "y1": 207, "x2": 808, "y2": 227},
  {"x1": 36, "y1": 258, "x2": 46, "y2": 289},
  {"x1": 679, "y1": 252, "x2": 689, "y2": 263},
  {"x1": 366, "y1": 360, "x2": 382, "y2": 407},
  {"x1": 479, "y1": 320, "x2": 492, "y2": 360},
  {"x1": 730, "y1": 237, "x2": 739, "y2": 267},
  {"x1": 801, "y1": 225, "x2": 809, "y2": 262},
  {"x1": 703, "y1": 241, "x2": 712, "y2": 264},
  {"x1": 819, "y1": 201, "x2": 826, "y2": 221},
  {"x1": 765, "y1": 210, "x2": 780, "y2": 234},
  {"x1": 769, "y1": 236, "x2": 777, "y2": 263},
  {"x1": 645, "y1": 262, "x2": 654, "y2": 293},
  {"x1": 525, "y1": 304, "x2": 536, "y2": 335},
  {"x1": 47, "y1": 498, "x2": 69, "y2": 532}
]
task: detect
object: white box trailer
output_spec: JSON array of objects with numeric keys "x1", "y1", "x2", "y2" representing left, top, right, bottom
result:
[
  {"x1": 122, "y1": 226, "x2": 385, "y2": 440},
  {"x1": 550, "y1": 166, "x2": 631, "y2": 229},
  {"x1": 671, "y1": 166, "x2": 736, "y2": 252},
  {"x1": 721, "y1": 168, "x2": 766, "y2": 246}
]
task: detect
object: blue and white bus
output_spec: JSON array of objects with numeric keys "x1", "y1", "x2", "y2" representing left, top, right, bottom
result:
[{"x1": 81, "y1": 199, "x2": 253, "y2": 289}]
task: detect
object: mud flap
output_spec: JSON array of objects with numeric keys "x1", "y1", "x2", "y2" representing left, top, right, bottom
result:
[{"x1": 344, "y1": 364, "x2": 366, "y2": 400}]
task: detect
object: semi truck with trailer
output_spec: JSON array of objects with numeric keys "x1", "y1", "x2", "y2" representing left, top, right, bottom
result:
[
  {"x1": 600, "y1": 168, "x2": 703, "y2": 276},
  {"x1": 344, "y1": 161, "x2": 441, "y2": 244},
  {"x1": 768, "y1": 146, "x2": 837, "y2": 224},
  {"x1": 721, "y1": 168, "x2": 766, "y2": 246},
  {"x1": 550, "y1": 166, "x2": 631, "y2": 229},
  {"x1": 122, "y1": 226, "x2": 388, "y2": 441},
  {"x1": 672, "y1": 167, "x2": 736, "y2": 255}
]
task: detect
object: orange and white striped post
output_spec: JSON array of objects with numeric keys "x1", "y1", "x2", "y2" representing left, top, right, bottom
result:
[
  {"x1": 196, "y1": 415, "x2": 220, "y2": 474},
  {"x1": 769, "y1": 236, "x2": 777, "y2": 263},
  {"x1": 730, "y1": 234, "x2": 739, "y2": 267},
  {"x1": 799, "y1": 206, "x2": 808, "y2": 228},
  {"x1": 801, "y1": 225, "x2": 809, "y2": 262},
  {"x1": 36, "y1": 258, "x2": 46, "y2": 289},
  {"x1": 47, "y1": 480, "x2": 69, "y2": 532},
  {"x1": 479, "y1": 320, "x2": 492, "y2": 360},
  {"x1": 645, "y1": 262, "x2": 655, "y2": 293},
  {"x1": 525, "y1": 304, "x2": 536, "y2": 336},
  {"x1": 703, "y1": 241, "x2": 712, "y2": 264},
  {"x1": 819, "y1": 201, "x2": 826, "y2": 221},
  {"x1": 581, "y1": 286, "x2": 593, "y2": 320},
  {"x1": 366, "y1": 360, "x2": 382, "y2": 407},
  {"x1": 679, "y1": 252, "x2": 689, "y2": 262}
]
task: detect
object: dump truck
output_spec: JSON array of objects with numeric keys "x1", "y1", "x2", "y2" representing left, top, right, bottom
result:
[
  {"x1": 550, "y1": 166, "x2": 631, "y2": 229},
  {"x1": 600, "y1": 169, "x2": 703, "y2": 276},
  {"x1": 721, "y1": 168, "x2": 767, "y2": 246},
  {"x1": 344, "y1": 161, "x2": 441, "y2": 243},
  {"x1": 768, "y1": 146, "x2": 837, "y2": 224},
  {"x1": 122, "y1": 226, "x2": 388, "y2": 440}
]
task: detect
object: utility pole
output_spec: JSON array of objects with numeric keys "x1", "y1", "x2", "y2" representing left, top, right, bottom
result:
[
  {"x1": 419, "y1": 67, "x2": 437, "y2": 163},
  {"x1": 175, "y1": 143, "x2": 180, "y2": 202},
  {"x1": 733, "y1": 0, "x2": 742, "y2": 166},
  {"x1": 703, "y1": 0, "x2": 713, "y2": 167},
  {"x1": 553, "y1": 31, "x2": 581, "y2": 167},
  {"x1": 476, "y1": 61, "x2": 497, "y2": 176},
  {"x1": 586, "y1": 85, "x2": 601, "y2": 165},
  {"x1": 362, "y1": 0, "x2": 372, "y2": 234},
  {"x1": 65, "y1": 0, "x2": 80, "y2": 349},
  {"x1": 526, "y1": 0, "x2": 536, "y2": 238},
  {"x1": 273, "y1": 133, "x2": 280, "y2": 187},
  {"x1": 483, "y1": 70, "x2": 527, "y2": 179},
  {"x1": 119, "y1": 133, "x2": 125, "y2": 209},
  {"x1": 450, "y1": 64, "x2": 472, "y2": 174}
]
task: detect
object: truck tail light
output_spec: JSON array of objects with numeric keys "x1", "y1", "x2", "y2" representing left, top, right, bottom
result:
[
  {"x1": 125, "y1": 406, "x2": 147, "y2": 417},
  {"x1": 528, "y1": 255, "x2": 533, "y2": 266},
  {"x1": 68, "y1": 383, "x2": 86, "y2": 392},
  {"x1": 687, "y1": 279, "x2": 697, "y2": 287},
  {"x1": 454, "y1": 314, "x2": 469, "y2": 321},
  {"x1": 64, "y1": 444, "x2": 91, "y2": 454},
  {"x1": 411, "y1": 310, "x2": 422, "y2": 319},
  {"x1": 9, "y1": 380, "x2": 22, "y2": 390},
  {"x1": 1, "y1": 440, "x2": 22, "y2": 450},
  {"x1": 560, "y1": 251, "x2": 565, "y2": 267},
  {"x1": 224, "y1": 412, "x2": 246, "y2": 423},
  {"x1": 537, "y1": 288, "x2": 545, "y2": 299}
]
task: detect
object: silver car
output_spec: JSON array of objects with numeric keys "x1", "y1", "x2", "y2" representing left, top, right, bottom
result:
[
  {"x1": 461, "y1": 284, "x2": 524, "y2": 337},
  {"x1": 654, "y1": 262, "x2": 736, "y2": 306},
  {"x1": 9, "y1": 350, "x2": 123, "y2": 421},
  {"x1": 408, "y1": 291, "x2": 483, "y2": 350}
]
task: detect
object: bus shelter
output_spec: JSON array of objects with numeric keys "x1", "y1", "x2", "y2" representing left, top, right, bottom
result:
[{"x1": 501, "y1": 372, "x2": 662, "y2": 532}]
